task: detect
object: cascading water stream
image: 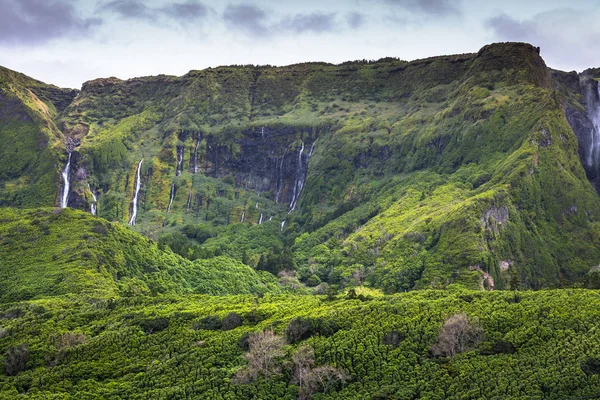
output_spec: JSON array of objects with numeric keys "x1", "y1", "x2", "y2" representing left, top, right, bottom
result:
[
  {"x1": 186, "y1": 189, "x2": 192, "y2": 211},
  {"x1": 193, "y1": 139, "x2": 200, "y2": 173},
  {"x1": 128, "y1": 159, "x2": 144, "y2": 226},
  {"x1": 275, "y1": 148, "x2": 288, "y2": 203},
  {"x1": 176, "y1": 146, "x2": 183, "y2": 177},
  {"x1": 588, "y1": 84, "x2": 600, "y2": 169},
  {"x1": 258, "y1": 213, "x2": 263, "y2": 224},
  {"x1": 241, "y1": 211, "x2": 245, "y2": 223},
  {"x1": 166, "y1": 182, "x2": 176, "y2": 214},
  {"x1": 288, "y1": 141, "x2": 314, "y2": 213},
  {"x1": 281, "y1": 220, "x2": 285, "y2": 231},
  {"x1": 88, "y1": 184, "x2": 98, "y2": 216},
  {"x1": 60, "y1": 153, "x2": 72, "y2": 208},
  {"x1": 288, "y1": 142, "x2": 305, "y2": 212}
]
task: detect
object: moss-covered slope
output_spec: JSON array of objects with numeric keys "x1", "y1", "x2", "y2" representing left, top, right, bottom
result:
[{"x1": 1, "y1": 42, "x2": 599, "y2": 291}]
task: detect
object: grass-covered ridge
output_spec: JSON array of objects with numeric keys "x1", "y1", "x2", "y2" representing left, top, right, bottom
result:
[
  {"x1": 0, "y1": 208, "x2": 296, "y2": 302},
  {"x1": 0, "y1": 290, "x2": 599, "y2": 398}
]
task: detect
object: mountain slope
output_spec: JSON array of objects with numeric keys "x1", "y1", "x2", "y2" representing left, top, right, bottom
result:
[{"x1": 1, "y1": 43, "x2": 599, "y2": 291}]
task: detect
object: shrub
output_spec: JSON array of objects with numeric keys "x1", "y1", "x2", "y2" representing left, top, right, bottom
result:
[
  {"x1": 197, "y1": 315, "x2": 222, "y2": 330},
  {"x1": 233, "y1": 330, "x2": 285, "y2": 383},
  {"x1": 4, "y1": 345, "x2": 29, "y2": 376},
  {"x1": 222, "y1": 312, "x2": 243, "y2": 330},
  {"x1": 138, "y1": 318, "x2": 169, "y2": 334},
  {"x1": 431, "y1": 312, "x2": 483, "y2": 357}
]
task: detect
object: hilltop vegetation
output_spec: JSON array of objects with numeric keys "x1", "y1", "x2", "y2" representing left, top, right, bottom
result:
[{"x1": 0, "y1": 208, "x2": 298, "y2": 303}]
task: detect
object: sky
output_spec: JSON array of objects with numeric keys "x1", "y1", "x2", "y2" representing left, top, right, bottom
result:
[{"x1": 0, "y1": 0, "x2": 599, "y2": 88}]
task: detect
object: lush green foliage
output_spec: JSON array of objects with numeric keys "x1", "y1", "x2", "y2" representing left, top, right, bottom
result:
[
  {"x1": 0, "y1": 290, "x2": 599, "y2": 398},
  {"x1": 0, "y1": 208, "x2": 295, "y2": 302}
]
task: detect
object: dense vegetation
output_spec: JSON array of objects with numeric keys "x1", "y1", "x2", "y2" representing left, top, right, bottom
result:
[
  {"x1": 0, "y1": 208, "x2": 299, "y2": 303},
  {"x1": 1, "y1": 42, "x2": 600, "y2": 398},
  {"x1": 1, "y1": 290, "x2": 600, "y2": 399}
]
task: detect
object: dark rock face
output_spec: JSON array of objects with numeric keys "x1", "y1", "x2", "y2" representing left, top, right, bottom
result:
[
  {"x1": 205, "y1": 126, "x2": 320, "y2": 206},
  {"x1": 557, "y1": 70, "x2": 600, "y2": 192}
]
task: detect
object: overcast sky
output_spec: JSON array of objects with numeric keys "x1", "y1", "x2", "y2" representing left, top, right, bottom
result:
[{"x1": 0, "y1": 0, "x2": 599, "y2": 88}]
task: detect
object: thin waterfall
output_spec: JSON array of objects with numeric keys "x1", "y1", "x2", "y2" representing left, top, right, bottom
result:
[
  {"x1": 241, "y1": 211, "x2": 245, "y2": 223},
  {"x1": 176, "y1": 146, "x2": 183, "y2": 177},
  {"x1": 128, "y1": 159, "x2": 144, "y2": 226},
  {"x1": 281, "y1": 220, "x2": 285, "y2": 231},
  {"x1": 288, "y1": 141, "x2": 314, "y2": 213},
  {"x1": 60, "y1": 153, "x2": 72, "y2": 208},
  {"x1": 186, "y1": 189, "x2": 192, "y2": 211},
  {"x1": 88, "y1": 184, "x2": 97, "y2": 216},
  {"x1": 275, "y1": 147, "x2": 288, "y2": 203},
  {"x1": 258, "y1": 213, "x2": 263, "y2": 224},
  {"x1": 587, "y1": 84, "x2": 600, "y2": 169},
  {"x1": 193, "y1": 139, "x2": 200, "y2": 173},
  {"x1": 269, "y1": 216, "x2": 273, "y2": 221},
  {"x1": 166, "y1": 182, "x2": 176, "y2": 214},
  {"x1": 255, "y1": 202, "x2": 259, "y2": 208}
]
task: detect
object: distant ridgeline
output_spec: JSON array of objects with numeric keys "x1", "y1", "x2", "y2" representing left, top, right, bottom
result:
[{"x1": 1, "y1": 42, "x2": 600, "y2": 292}]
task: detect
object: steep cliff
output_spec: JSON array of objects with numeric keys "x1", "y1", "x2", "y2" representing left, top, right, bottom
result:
[{"x1": 1, "y1": 42, "x2": 599, "y2": 291}]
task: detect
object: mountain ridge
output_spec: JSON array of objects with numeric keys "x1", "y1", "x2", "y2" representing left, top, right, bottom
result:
[{"x1": 1, "y1": 42, "x2": 600, "y2": 292}]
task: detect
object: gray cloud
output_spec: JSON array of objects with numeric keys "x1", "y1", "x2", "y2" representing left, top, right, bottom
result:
[
  {"x1": 0, "y1": 0, "x2": 100, "y2": 45},
  {"x1": 381, "y1": 0, "x2": 461, "y2": 16},
  {"x1": 485, "y1": 13, "x2": 536, "y2": 41},
  {"x1": 286, "y1": 12, "x2": 336, "y2": 34},
  {"x1": 347, "y1": 12, "x2": 365, "y2": 29},
  {"x1": 161, "y1": 1, "x2": 209, "y2": 22},
  {"x1": 485, "y1": 9, "x2": 600, "y2": 71},
  {"x1": 223, "y1": 4, "x2": 270, "y2": 36},
  {"x1": 103, "y1": 0, "x2": 209, "y2": 24},
  {"x1": 103, "y1": 0, "x2": 152, "y2": 20}
]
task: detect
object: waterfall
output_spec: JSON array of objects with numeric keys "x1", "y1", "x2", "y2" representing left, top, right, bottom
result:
[
  {"x1": 193, "y1": 139, "x2": 200, "y2": 173},
  {"x1": 128, "y1": 159, "x2": 144, "y2": 226},
  {"x1": 258, "y1": 213, "x2": 263, "y2": 224},
  {"x1": 269, "y1": 216, "x2": 273, "y2": 221},
  {"x1": 281, "y1": 220, "x2": 285, "y2": 231},
  {"x1": 587, "y1": 84, "x2": 600, "y2": 169},
  {"x1": 166, "y1": 182, "x2": 176, "y2": 214},
  {"x1": 275, "y1": 148, "x2": 288, "y2": 203},
  {"x1": 176, "y1": 146, "x2": 183, "y2": 177},
  {"x1": 255, "y1": 202, "x2": 259, "y2": 208},
  {"x1": 186, "y1": 189, "x2": 192, "y2": 211},
  {"x1": 288, "y1": 141, "x2": 314, "y2": 213},
  {"x1": 241, "y1": 211, "x2": 245, "y2": 223},
  {"x1": 60, "y1": 153, "x2": 72, "y2": 208},
  {"x1": 88, "y1": 184, "x2": 97, "y2": 216},
  {"x1": 261, "y1": 126, "x2": 265, "y2": 138}
]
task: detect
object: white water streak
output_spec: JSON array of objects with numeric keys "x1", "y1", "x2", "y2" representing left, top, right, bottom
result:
[
  {"x1": 258, "y1": 213, "x2": 263, "y2": 224},
  {"x1": 88, "y1": 184, "x2": 97, "y2": 216},
  {"x1": 176, "y1": 146, "x2": 183, "y2": 177},
  {"x1": 193, "y1": 139, "x2": 200, "y2": 173},
  {"x1": 186, "y1": 189, "x2": 192, "y2": 211},
  {"x1": 166, "y1": 182, "x2": 176, "y2": 214},
  {"x1": 60, "y1": 153, "x2": 72, "y2": 208},
  {"x1": 128, "y1": 159, "x2": 144, "y2": 226}
]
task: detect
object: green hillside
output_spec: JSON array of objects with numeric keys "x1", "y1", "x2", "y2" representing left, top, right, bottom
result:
[
  {"x1": 2, "y1": 42, "x2": 598, "y2": 291},
  {"x1": 1, "y1": 42, "x2": 600, "y2": 399},
  {"x1": 0, "y1": 208, "x2": 294, "y2": 302}
]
